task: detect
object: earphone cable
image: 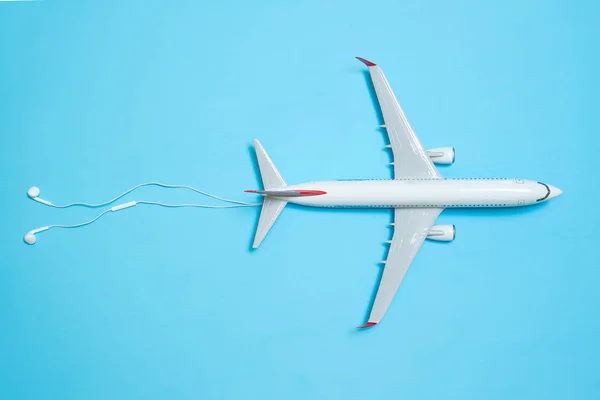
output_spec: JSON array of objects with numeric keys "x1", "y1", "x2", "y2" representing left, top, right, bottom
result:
[
  {"x1": 44, "y1": 182, "x2": 259, "y2": 208},
  {"x1": 46, "y1": 201, "x2": 261, "y2": 230}
]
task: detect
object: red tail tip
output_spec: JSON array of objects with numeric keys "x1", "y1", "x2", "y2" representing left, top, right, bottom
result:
[
  {"x1": 357, "y1": 322, "x2": 377, "y2": 329},
  {"x1": 356, "y1": 57, "x2": 376, "y2": 67},
  {"x1": 245, "y1": 190, "x2": 258, "y2": 193}
]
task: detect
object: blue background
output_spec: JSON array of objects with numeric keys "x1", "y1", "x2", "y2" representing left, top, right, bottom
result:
[{"x1": 1, "y1": 0, "x2": 598, "y2": 399}]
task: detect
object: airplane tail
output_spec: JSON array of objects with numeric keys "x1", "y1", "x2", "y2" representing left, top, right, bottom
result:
[{"x1": 250, "y1": 139, "x2": 287, "y2": 248}]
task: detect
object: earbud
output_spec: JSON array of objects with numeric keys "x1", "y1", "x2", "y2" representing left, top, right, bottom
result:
[
  {"x1": 23, "y1": 226, "x2": 49, "y2": 245},
  {"x1": 27, "y1": 186, "x2": 40, "y2": 198},
  {"x1": 27, "y1": 186, "x2": 54, "y2": 206},
  {"x1": 24, "y1": 232, "x2": 36, "y2": 245}
]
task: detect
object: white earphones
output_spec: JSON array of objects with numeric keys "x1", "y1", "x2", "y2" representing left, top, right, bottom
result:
[
  {"x1": 27, "y1": 186, "x2": 54, "y2": 206},
  {"x1": 24, "y1": 183, "x2": 262, "y2": 245},
  {"x1": 24, "y1": 226, "x2": 49, "y2": 245},
  {"x1": 23, "y1": 202, "x2": 137, "y2": 245}
]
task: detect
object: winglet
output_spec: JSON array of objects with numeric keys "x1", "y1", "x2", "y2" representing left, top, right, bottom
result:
[
  {"x1": 357, "y1": 321, "x2": 377, "y2": 329},
  {"x1": 356, "y1": 57, "x2": 376, "y2": 67}
]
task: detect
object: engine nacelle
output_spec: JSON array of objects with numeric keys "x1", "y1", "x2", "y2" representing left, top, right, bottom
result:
[
  {"x1": 427, "y1": 224, "x2": 456, "y2": 242},
  {"x1": 426, "y1": 147, "x2": 455, "y2": 165}
]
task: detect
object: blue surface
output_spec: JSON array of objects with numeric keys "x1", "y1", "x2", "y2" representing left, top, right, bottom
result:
[{"x1": 1, "y1": 1, "x2": 598, "y2": 399}]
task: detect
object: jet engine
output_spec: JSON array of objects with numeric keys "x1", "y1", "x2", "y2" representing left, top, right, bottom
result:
[
  {"x1": 427, "y1": 224, "x2": 456, "y2": 242},
  {"x1": 426, "y1": 147, "x2": 455, "y2": 165}
]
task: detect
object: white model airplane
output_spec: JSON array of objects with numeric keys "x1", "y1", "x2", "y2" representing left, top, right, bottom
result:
[{"x1": 246, "y1": 57, "x2": 562, "y2": 328}]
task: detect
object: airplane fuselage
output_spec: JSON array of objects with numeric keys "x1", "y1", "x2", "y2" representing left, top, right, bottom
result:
[{"x1": 279, "y1": 179, "x2": 561, "y2": 208}]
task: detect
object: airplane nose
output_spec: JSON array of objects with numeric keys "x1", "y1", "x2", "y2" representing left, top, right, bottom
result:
[{"x1": 547, "y1": 185, "x2": 563, "y2": 199}]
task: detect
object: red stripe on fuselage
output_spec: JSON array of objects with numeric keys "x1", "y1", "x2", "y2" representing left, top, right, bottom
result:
[
  {"x1": 244, "y1": 189, "x2": 327, "y2": 197},
  {"x1": 296, "y1": 190, "x2": 327, "y2": 196}
]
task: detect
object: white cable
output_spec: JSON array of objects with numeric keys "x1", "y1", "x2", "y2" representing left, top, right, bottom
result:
[
  {"x1": 49, "y1": 209, "x2": 113, "y2": 230},
  {"x1": 136, "y1": 201, "x2": 261, "y2": 209},
  {"x1": 35, "y1": 182, "x2": 259, "y2": 208},
  {"x1": 24, "y1": 200, "x2": 261, "y2": 244},
  {"x1": 51, "y1": 201, "x2": 260, "y2": 229}
]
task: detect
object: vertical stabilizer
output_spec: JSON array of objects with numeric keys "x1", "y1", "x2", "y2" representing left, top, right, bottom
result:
[{"x1": 251, "y1": 140, "x2": 287, "y2": 248}]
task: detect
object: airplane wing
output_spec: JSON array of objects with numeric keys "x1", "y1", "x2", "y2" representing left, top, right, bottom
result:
[
  {"x1": 357, "y1": 57, "x2": 441, "y2": 180},
  {"x1": 360, "y1": 207, "x2": 443, "y2": 328}
]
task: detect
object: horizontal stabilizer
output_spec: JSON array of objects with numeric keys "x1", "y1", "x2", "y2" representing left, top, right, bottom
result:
[
  {"x1": 253, "y1": 198, "x2": 287, "y2": 248},
  {"x1": 254, "y1": 139, "x2": 285, "y2": 190},
  {"x1": 250, "y1": 140, "x2": 287, "y2": 248}
]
